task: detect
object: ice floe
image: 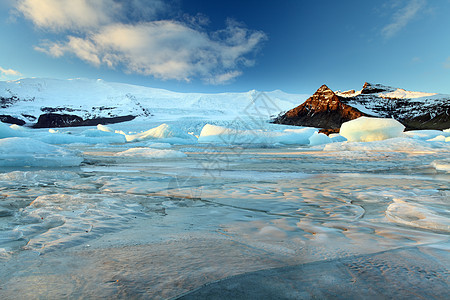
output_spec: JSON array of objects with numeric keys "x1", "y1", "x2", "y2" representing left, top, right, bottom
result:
[
  {"x1": 340, "y1": 117, "x2": 405, "y2": 142},
  {"x1": 0, "y1": 137, "x2": 83, "y2": 167}
]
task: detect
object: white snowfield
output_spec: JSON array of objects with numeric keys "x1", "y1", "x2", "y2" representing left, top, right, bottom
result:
[{"x1": 0, "y1": 78, "x2": 308, "y2": 122}]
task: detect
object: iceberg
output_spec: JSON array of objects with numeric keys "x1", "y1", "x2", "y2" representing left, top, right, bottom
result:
[
  {"x1": 123, "y1": 123, "x2": 197, "y2": 144},
  {"x1": 0, "y1": 137, "x2": 83, "y2": 167},
  {"x1": 198, "y1": 124, "x2": 316, "y2": 145},
  {"x1": 0, "y1": 122, "x2": 26, "y2": 138},
  {"x1": 309, "y1": 132, "x2": 332, "y2": 146},
  {"x1": 340, "y1": 117, "x2": 405, "y2": 142}
]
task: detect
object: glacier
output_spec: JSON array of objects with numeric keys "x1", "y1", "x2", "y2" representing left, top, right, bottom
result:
[{"x1": 0, "y1": 80, "x2": 449, "y2": 299}]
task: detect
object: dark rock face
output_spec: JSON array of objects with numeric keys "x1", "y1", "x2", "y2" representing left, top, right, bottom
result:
[
  {"x1": 360, "y1": 82, "x2": 395, "y2": 94},
  {"x1": 273, "y1": 85, "x2": 367, "y2": 129},
  {"x1": 340, "y1": 83, "x2": 450, "y2": 130},
  {"x1": 33, "y1": 113, "x2": 136, "y2": 128},
  {"x1": 34, "y1": 113, "x2": 84, "y2": 128},
  {"x1": 0, "y1": 115, "x2": 26, "y2": 126}
]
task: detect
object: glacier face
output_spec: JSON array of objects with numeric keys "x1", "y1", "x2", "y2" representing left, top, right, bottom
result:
[{"x1": 0, "y1": 78, "x2": 308, "y2": 126}]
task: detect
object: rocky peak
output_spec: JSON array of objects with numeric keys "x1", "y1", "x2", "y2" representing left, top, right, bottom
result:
[
  {"x1": 361, "y1": 82, "x2": 395, "y2": 94},
  {"x1": 272, "y1": 85, "x2": 366, "y2": 130}
]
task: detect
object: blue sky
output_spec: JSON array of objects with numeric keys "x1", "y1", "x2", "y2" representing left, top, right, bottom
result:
[{"x1": 0, "y1": 0, "x2": 449, "y2": 94}]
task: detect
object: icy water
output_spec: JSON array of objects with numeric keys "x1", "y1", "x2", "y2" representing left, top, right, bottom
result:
[{"x1": 0, "y1": 132, "x2": 449, "y2": 298}]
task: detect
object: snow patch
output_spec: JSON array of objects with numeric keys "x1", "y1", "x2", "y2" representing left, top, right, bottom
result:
[{"x1": 379, "y1": 88, "x2": 437, "y2": 99}]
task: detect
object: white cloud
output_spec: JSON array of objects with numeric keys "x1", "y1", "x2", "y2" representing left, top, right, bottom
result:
[
  {"x1": 0, "y1": 66, "x2": 23, "y2": 80},
  {"x1": 15, "y1": 0, "x2": 266, "y2": 84},
  {"x1": 381, "y1": 0, "x2": 426, "y2": 39},
  {"x1": 16, "y1": 0, "x2": 119, "y2": 31}
]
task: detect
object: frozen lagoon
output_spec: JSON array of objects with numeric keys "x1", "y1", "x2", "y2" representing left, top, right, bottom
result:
[{"x1": 0, "y1": 120, "x2": 449, "y2": 299}]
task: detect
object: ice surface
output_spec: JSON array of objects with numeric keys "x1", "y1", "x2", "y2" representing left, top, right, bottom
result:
[
  {"x1": 340, "y1": 117, "x2": 405, "y2": 142},
  {"x1": 0, "y1": 137, "x2": 83, "y2": 167},
  {"x1": 323, "y1": 137, "x2": 436, "y2": 152},
  {"x1": 82, "y1": 128, "x2": 127, "y2": 143},
  {"x1": 308, "y1": 132, "x2": 332, "y2": 146},
  {"x1": 115, "y1": 147, "x2": 187, "y2": 158},
  {"x1": 146, "y1": 142, "x2": 172, "y2": 148},
  {"x1": 198, "y1": 124, "x2": 317, "y2": 145},
  {"x1": 0, "y1": 119, "x2": 449, "y2": 299},
  {"x1": 386, "y1": 200, "x2": 449, "y2": 232}
]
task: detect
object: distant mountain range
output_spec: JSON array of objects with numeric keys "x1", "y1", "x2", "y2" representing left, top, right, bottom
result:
[
  {"x1": 1, "y1": 78, "x2": 448, "y2": 131},
  {"x1": 0, "y1": 78, "x2": 306, "y2": 127},
  {"x1": 274, "y1": 82, "x2": 450, "y2": 131}
]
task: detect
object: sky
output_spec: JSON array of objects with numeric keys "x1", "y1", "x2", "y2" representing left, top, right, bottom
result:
[{"x1": 0, "y1": 0, "x2": 450, "y2": 95}]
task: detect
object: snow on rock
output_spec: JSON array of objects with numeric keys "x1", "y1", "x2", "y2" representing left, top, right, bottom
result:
[
  {"x1": 339, "y1": 117, "x2": 405, "y2": 142},
  {"x1": 115, "y1": 148, "x2": 187, "y2": 158},
  {"x1": 379, "y1": 88, "x2": 437, "y2": 99},
  {"x1": 124, "y1": 123, "x2": 197, "y2": 144},
  {"x1": 0, "y1": 137, "x2": 83, "y2": 167},
  {"x1": 309, "y1": 132, "x2": 332, "y2": 146},
  {"x1": 198, "y1": 124, "x2": 317, "y2": 145},
  {"x1": 323, "y1": 137, "x2": 434, "y2": 152}
]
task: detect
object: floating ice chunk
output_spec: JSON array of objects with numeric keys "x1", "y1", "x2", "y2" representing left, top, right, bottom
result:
[
  {"x1": 9, "y1": 124, "x2": 27, "y2": 131},
  {"x1": 427, "y1": 135, "x2": 446, "y2": 142},
  {"x1": 0, "y1": 122, "x2": 26, "y2": 138},
  {"x1": 124, "y1": 123, "x2": 197, "y2": 144},
  {"x1": 0, "y1": 137, "x2": 83, "y2": 167},
  {"x1": 97, "y1": 124, "x2": 113, "y2": 132},
  {"x1": 198, "y1": 124, "x2": 316, "y2": 145},
  {"x1": 386, "y1": 200, "x2": 450, "y2": 232},
  {"x1": 404, "y1": 130, "x2": 450, "y2": 140},
  {"x1": 309, "y1": 132, "x2": 332, "y2": 146},
  {"x1": 115, "y1": 147, "x2": 187, "y2": 158},
  {"x1": 48, "y1": 129, "x2": 59, "y2": 133},
  {"x1": 329, "y1": 134, "x2": 347, "y2": 142},
  {"x1": 340, "y1": 117, "x2": 405, "y2": 142},
  {"x1": 431, "y1": 160, "x2": 450, "y2": 172},
  {"x1": 323, "y1": 137, "x2": 433, "y2": 152},
  {"x1": 82, "y1": 129, "x2": 126, "y2": 143}
]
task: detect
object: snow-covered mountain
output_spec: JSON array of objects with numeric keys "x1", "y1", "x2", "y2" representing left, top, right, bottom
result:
[
  {"x1": 275, "y1": 82, "x2": 450, "y2": 130},
  {"x1": 0, "y1": 78, "x2": 308, "y2": 127}
]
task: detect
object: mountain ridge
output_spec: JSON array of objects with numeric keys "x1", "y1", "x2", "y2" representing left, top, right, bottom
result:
[{"x1": 274, "y1": 82, "x2": 450, "y2": 131}]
